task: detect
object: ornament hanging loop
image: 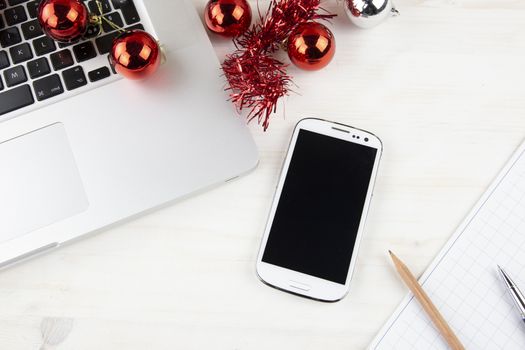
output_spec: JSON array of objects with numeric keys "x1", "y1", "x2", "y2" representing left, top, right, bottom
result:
[
  {"x1": 159, "y1": 44, "x2": 167, "y2": 65},
  {"x1": 89, "y1": 13, "x2": 102, "y2": 26},
  {"x1": 391, "y1": 7, "x2": 400, "y2": 17},
  {"x1": 279, "y1": 37, "x2": 289, "y2": 52}
]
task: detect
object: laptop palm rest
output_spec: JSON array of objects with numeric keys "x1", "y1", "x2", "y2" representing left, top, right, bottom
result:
[{"x1": 0, "y1": 123, "x2": 89, "y2": 243}]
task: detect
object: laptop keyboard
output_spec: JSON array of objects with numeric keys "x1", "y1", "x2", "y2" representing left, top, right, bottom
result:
[{"x1": 0, "y1": 0, "x2": 146, "y2": 120}]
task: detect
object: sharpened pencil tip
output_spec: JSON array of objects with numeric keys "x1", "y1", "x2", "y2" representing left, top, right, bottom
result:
[{"x1": 389, "y1": 251, "x2": 403, "y2": 267}]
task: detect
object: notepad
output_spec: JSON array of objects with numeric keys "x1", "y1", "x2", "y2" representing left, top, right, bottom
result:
[{"x1": 370, "y1": 141, "x2": 525, "y2": 349}]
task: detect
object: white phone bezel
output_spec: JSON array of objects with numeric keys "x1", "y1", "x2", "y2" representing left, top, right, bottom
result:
[{"x1": 256, "y1": 118, "x2": 383, "y2": 302}]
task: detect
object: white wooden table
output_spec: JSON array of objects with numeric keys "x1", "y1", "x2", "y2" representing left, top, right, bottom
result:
[{"x1": 1, "y1": 0, "x2": 525, "y2": 348}]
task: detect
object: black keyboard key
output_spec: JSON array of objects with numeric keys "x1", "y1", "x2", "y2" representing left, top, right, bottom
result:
[
  {"x1": 27, "y1": 56, "x2": 50, "y2": 78},
  {"x1": 102, "y1": 12, "x2": 123, "y2": 33},
  {"x1": 21, "y1": 19, "x2": 42, "y2": 40},
  {"x1": 95, "y1": 31, "x2": 119, "y2": 54},
  {"x1": 58, "y1": 41, "x2": 73, "y2": 48},
  {"x1": 26, "y1": 0, "x2": 39, "y2": 18},
  {"x1": 88, "y1": 66, "x2": 110, "y2": 82},
  {"x1": 111, "y1": 0, "x2": 128, "y2": 9},
  {"x1": 113, "y1": 0, "x2": 139, "y2": 25},
  {"x1": 50, "y1": 49, "x2": 73, "y2": 70},
  {"x1": 88, "y1": 0, "x2": 111, "y2": 14},
  {"x1": 4, "y1": 65, "x2": 27, "y2": 87},
  {"x1": 0, "y1": 77, "x2": 3, "y2": 90},
  {"x1": 63, "y1": 65, "x2": 86, "y2": 90},
  {"x1": 33, "y1": 36, "x2": 56, "y2": 55},
  {"x1": 8, "y1": 0, "x2": 29, "y2": 6},
  {"x1": 4, "y1": 5, "x2": 27, "y2": 26},
  {"x1": 9, "y1": 42, "x2": 32, "y2": 64},
  {"x1": 0, "y1": 16, "x2": 4, "y2": 30},
  {"x1": 0, "y1": 50, "x2": 9, "y2": 69},
  {"x1": 0, "y1": 84, "x2": 34, "y2": 115},
  {"x1": 0, "y1": 0, "x2": 6, "y2": 10},
  {"x1": 0, "y1": 27, "x2": 21, "y2": 48},
  {"x1": 33, "y1": 73, "x2": 63, "y2": 101},
  {"x1": 128, "y1": 23, "x2": 143, "y2": 31},
  {"x1": 73, "y1": 41, "x2": 96, "y2": 62}
]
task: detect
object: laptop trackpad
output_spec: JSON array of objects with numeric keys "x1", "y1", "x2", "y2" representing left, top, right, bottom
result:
[{"x1": 0, "y1": 123, "x2": 89, "y2": 243}]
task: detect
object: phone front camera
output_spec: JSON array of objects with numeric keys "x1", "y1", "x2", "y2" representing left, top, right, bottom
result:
[{"x1": 365, "y1": 138, "x2": 369, "y2": 142}]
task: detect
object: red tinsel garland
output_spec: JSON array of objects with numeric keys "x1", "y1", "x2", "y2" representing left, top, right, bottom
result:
[{"x1": 222, "y1": 0, "x2": 336, "y2": 131}]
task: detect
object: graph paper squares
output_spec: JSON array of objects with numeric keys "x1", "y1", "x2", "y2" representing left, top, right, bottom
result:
[{"x1": 372, "y1": 146, "x2": 525, "y2": 349}]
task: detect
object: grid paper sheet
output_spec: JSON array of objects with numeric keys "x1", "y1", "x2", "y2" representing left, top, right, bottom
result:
[{"x1": 370, "y1": 142, "x2": 525, "y2": 349}]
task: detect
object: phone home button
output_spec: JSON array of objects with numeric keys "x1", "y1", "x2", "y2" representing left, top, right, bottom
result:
[{"x1": 289, "y1": 280, "x2": 311, "y2": 291}]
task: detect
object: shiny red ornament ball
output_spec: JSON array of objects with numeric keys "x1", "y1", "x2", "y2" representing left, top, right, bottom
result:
[
  {"x1": 109, "y1": 30, "x2": 161, "y2": 80},
  {"x1": 204, "y1": 0, "x2": 252, "y2": 37},
  {"x1": 287, "y1": 22, "x2": 336, "y2": 71},
  {"x1": 38, "y1": 0, "x2": 89, "y2": 43}
]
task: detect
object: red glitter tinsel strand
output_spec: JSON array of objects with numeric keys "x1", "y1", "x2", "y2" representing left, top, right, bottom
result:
[{"x1": 222, "y1": 0, "x2": 336, "y2": 131}]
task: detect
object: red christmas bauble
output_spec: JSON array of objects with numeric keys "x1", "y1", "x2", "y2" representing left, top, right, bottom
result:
[
  {"x1": 204, "y1": 0, "x2": 252, "y2": 37},
  {"x1": 110, "y1": 30, "x2": 161, "y2": 80},
  {"x1": 287, "y1": 22, "x2": 336, "y2": 71},
  {"x1": 38, "y1": 0, "x2": 89, "y2": 43}
]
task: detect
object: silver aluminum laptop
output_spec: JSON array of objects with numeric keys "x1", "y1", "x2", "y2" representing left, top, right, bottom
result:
[{"x1": 0, "y1": 0, "x2": 258, "y2": 267}]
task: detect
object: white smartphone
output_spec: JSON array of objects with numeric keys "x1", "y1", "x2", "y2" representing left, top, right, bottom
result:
[{"x1": 256, "y1": 118, "x2": 383, "y2": 302}]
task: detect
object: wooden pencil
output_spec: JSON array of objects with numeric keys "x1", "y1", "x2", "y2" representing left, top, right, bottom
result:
[{"x1": 388, "y1": 250, "x2": 465, "y2": 350}]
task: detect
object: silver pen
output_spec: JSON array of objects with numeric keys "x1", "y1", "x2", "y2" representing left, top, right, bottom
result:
[{"x1": 498, "y1": 265, "x2": 525, "y2": 324}]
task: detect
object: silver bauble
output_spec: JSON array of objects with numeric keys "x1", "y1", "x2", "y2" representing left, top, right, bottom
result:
[{"x1": 344, "y1": 0, "x2": 398, "y2": 29}]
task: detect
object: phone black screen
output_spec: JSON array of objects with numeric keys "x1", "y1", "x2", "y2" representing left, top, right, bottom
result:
[{"x1": 262, "y1": 129, "x2": 378, "y2": 285}]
